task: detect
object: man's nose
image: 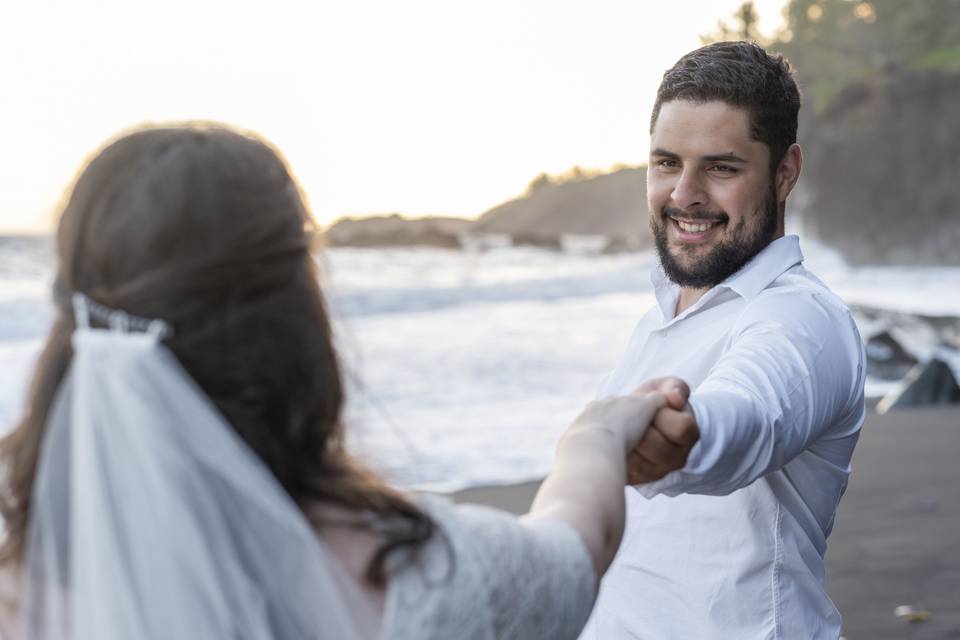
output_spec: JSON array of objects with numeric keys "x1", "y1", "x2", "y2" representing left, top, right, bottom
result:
[{"x1": 671, "y1": 169, "x2": 708, "y2": 210}]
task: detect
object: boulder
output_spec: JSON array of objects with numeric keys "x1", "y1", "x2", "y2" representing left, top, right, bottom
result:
[
  {"x1": 865, "y1": 331, "x2": 918, "y2": 381},
  {"x1": 324, "y1": 215, "x2": 471, "y2": 248},
  {"x1": 877, "y1": 358, "x2": 960, "y2": 413},
  {"x1": 511, "y1": 231, "x2": 563, "y2": 250}
]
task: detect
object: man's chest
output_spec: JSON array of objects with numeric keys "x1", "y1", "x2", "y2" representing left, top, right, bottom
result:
[{"x1": 601, "y1": 300, "x2": 746, "y2": 396}]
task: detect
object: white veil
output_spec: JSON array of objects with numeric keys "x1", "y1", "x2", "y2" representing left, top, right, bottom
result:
[{"x1": 19, "y1": 294, "x2": 378, "y2": 639}]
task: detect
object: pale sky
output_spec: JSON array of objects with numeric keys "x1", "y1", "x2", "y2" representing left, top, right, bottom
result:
[{"x1": 1, "y1": 0, "x2": 787, "y2": 232}]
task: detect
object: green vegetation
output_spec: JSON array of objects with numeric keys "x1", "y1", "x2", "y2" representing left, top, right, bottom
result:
[
  {"x1": 701, "y1": 1, "x2": 765, "y2": 45},
  {"x1": 704, "y1": 1, "x2": 960, "y2": 265},
  {"x1": 916, "y1": 45, "x2": 960, "y2": 72},
  {"x1": 707, "y1": 0, "x2": 960, "y2": 114}
]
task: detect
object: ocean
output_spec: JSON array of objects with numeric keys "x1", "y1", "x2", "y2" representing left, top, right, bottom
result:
[{"x1": 2, "y1": 233, "x2": 959, "y2": 491}]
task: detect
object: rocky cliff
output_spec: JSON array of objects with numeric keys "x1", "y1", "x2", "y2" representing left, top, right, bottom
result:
[{"x1": 473, "y1": 167, "x2": 650, "y2": 248}]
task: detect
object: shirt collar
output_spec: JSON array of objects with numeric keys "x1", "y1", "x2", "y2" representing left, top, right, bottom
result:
[{"x1": 651, "y1": 234, "x2": 805, "y2": 319}]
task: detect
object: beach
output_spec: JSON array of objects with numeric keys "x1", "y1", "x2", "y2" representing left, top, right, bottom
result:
[
  {"x1": 2, "y1": 237, "x2": 959, "y2": 637},
  {"x1": 5, "y1": 240, "x2": 959, "y2": 491},
  {"x1": 453, "y1": 405, "x2": 960, "y2": 639}
]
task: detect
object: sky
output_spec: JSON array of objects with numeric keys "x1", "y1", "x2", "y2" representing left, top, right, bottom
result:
[{"x1": 1, "y1": 0, "x2": 788, "y2": 232}]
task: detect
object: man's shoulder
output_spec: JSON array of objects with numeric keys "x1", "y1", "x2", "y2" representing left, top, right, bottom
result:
[
  {"x1": 751, "y1": 263, "x2": 852, "y2": 318},
  {"x1": 735, "y1": 264, "x2": 860, "y2": 345}
]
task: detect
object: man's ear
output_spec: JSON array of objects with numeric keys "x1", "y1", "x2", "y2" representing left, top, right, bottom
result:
[{"x1": 776, "y1": 143, "x2": 803, "y2": 203}]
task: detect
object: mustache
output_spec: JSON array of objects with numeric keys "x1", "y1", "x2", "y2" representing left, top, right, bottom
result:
[{"x1": 660, "y1": 207, "x2": 729, "y2": 224}]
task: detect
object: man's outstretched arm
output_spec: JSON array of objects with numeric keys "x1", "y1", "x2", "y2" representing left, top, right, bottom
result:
[{"x1": 628, "y1": 290, "x2": 866, "y2": 496}]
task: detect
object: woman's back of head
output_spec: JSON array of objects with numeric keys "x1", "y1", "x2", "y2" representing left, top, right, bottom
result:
[
  {"x1": 56, "y1": 124, "x2": 343, "y2": 498},
  {"x1": 1, "y1": 124, "x2": 432, "y2": 584},
  {"x1": 60, "y1": 126, "x2": 309, "y2": 302}
]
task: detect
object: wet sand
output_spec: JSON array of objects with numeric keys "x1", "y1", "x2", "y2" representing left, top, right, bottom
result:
[
  {"x1": 452, "y1": 406, "x2": 960, "y2": 639},
  {"x1": 826, "y1": 406, "x2": 960, "y2": 639}
]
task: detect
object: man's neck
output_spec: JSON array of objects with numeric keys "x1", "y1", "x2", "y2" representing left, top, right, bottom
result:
[{"x1": 676, "y1": 286, "x2": 710, "y2": 316}]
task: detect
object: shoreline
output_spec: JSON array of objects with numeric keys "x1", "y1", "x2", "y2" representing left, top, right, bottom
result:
[{"x1": 451, "y1": 479, "x2": 542, "y2": 516}]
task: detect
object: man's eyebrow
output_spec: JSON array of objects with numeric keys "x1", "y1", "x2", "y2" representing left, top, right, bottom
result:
[
  {"x1": 649, "y1": 148, "x2": 749, "y2": 163},
  {"x1": 650, "y1": 148, "x2": 679, "y2": 159},
  {"x1": 702, "y1": 152, "x2": 748, "y2": 163}
]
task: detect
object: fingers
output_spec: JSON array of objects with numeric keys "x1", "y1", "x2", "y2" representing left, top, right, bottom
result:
[
  {"x1": 632, "y1": 377, "x2": 690, "y2": 410},
  {"x1": 634, "y1": 423, "x2": 691, "y2": 470},
  {"x1": 570, "y1": 392, "x2": 668, "y2": 451},
  {"x1": 644, "y1": 391, "x2": 669, "y2": 413},
  {"x1": 658, "y1": 378, "x2": 690, "y2": 410},
  {"x1": 578, "y1": 391, "x2": 667, "y2": 423},
  {"x1": 625, "y1": 403, "x2": 700, "y2": 486},
  {"x1": 664, "y1": 387, "x2": 688, "y2": 411},
  {"x1": 631, "y1": 379, "x2": 666, "y2": 394},
  {"x1": 615, "y1": 391, "x2": 668, "y2": 449},
  {"x1": 626, "y1": 448, "x2": 671, "y2": 484},
  {"x1": 652, "y1": 405, "x2": 699, "y2": 447}
]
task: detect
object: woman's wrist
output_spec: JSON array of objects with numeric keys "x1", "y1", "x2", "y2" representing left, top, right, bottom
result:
[{"x1": 556, "y1": 422, "x2": 626, "y2": 459}]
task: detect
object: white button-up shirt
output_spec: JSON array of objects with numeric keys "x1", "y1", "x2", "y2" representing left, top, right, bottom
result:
[{"x1": 580, "y1": 235, "x2": 866, "y2": 640}]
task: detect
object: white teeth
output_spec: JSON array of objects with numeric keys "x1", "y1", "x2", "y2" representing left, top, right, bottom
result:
[{"x1": 677, "y1": 220, "x2": 714, "y2": 233}]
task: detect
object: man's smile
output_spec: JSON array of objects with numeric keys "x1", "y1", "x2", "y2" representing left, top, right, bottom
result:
[{"x1": 665, "y1": 212, "x2": 727, "y2": 245}]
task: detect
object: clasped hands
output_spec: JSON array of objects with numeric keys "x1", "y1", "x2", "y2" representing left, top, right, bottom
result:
[{"x1": 626, "y1": 377, "x2": 699, "y2": 485}]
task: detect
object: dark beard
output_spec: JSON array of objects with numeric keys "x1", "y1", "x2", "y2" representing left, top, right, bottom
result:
[{"x1": 651, "y1": 187, "x2": 780, "y2": 289}]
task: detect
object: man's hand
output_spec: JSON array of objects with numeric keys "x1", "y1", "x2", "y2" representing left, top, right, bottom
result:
[{"x1": 627, "y1": 377, "x2": 699, "y2": 485}]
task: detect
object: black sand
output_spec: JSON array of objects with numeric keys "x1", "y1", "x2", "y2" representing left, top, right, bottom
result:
[{"x1": 826, "y1": 406, "x2": 960, "y2": 639}]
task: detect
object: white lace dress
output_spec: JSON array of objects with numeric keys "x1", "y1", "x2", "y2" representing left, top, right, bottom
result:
[
  {"x1": 381, "y1": 495, "x2": 596, "y2": 640},
  {"x1": 0, "y1": 497, "x2": 596, "y2": 640}
]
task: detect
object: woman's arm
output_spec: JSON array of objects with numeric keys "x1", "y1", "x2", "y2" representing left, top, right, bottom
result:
[{"x1": 528, "y1": 381, "x2": 687, "y2": 578}]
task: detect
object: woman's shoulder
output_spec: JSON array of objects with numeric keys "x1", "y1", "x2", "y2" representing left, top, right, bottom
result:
[{"x1": 381, "y1": 494, "x2": 595, "y2": 640}]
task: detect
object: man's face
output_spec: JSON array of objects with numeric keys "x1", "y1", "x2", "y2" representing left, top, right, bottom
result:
[{"x1": 647, "y1": 100, "x2": 780, "y2": 289}]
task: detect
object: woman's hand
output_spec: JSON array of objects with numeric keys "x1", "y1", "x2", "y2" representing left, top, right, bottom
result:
[
  {"x1": 624, "y1": 377, "x2": 699, "y2": 485},
  {"x1": 568, "y1": 391, "x2": 669, "y2": 453},
  {"x1": 530, "y1": 377, "x2": 693, "y2": 577}
]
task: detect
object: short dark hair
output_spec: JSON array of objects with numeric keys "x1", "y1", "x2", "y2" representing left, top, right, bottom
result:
[{"x1": 651, "y1": 41, "x2": 801, "y2": 172}]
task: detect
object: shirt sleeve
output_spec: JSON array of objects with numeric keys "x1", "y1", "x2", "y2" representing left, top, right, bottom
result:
[{"x1": 637, "y1": 289, "x2": 866, "y2": 498}]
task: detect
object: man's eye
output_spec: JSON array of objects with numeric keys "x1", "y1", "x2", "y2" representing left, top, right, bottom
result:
[
  {"x1": 656, "y1": 159, "x2": 679, "y2": 168},
  {"x1": 710, "y1": 164, "x2": 737, "y2": 173}
]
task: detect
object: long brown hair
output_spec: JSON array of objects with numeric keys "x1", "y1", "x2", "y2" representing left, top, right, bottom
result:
[{"x1": 0, "y1": 124, "x2": 433, "y2": 585}]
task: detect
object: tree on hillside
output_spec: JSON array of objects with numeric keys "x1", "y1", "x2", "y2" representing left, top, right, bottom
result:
[
  {"x1": 525, "y1": 166, "x2": 605, "y2": 196},
  {"x1": 526, "y1": 172, "x2": 554, "y2": 195},
  {"x1": 772, "y1": 0, "x2": 960, "y2": 112},
  {"x1": 701, "y1": 2, "x2": 765, "y2": 45},
  {"x1": 698, "y1": 1, "x2": 960, "y2": 264},
  {"x1": 760, "y1": 0, "x2": 960, "y2": 265},
  {"x1": 701, "y1": 1, "x2": 960, "y2": 112}
]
